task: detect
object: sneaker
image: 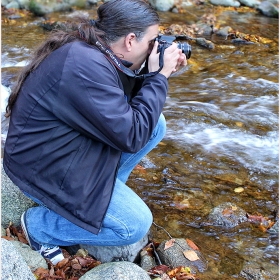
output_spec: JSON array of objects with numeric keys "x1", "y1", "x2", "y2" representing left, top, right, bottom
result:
[{"x1": 21, "y1": 211, "x2": 64, "y2": 265}]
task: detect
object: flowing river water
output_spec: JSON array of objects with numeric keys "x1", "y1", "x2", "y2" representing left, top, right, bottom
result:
[{"x1": 1, "y1": 5, "x2": 279, "y2": 279}]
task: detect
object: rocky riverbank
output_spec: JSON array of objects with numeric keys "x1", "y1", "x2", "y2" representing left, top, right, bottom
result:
[
  {"x1": 1, "y1": 161, "x2": 278, "y2": 279},
  {"x1": 1, "y1": 0, "x2": 278, "y2": 18}
]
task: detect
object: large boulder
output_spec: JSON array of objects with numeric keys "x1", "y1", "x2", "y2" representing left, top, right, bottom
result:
[
  {"x1": 1, "y1": 163, "x2": 37, "y2": 228},
  {"x1": 1, "y1": 238, "x2": 36, "y2": 280},
  {"x1": 79, "y1": 261, "x2": 151, "y2": 280},
  {"x1": 10, "y1": 240, "x2": 48, "y2": 271},
  {"x1": 79, "y1": 234, "x2": 149, "y2": 263}
]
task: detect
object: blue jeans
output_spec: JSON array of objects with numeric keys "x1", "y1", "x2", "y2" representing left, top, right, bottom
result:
[{"x1": 24, "y1": 114, "x2": 166, "y2": 247}]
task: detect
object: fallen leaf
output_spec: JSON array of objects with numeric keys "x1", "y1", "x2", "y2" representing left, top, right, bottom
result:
[
  {"x1": 186, "y1": 239, "x2": 199, "y2": 251},
  {"x1": 235, "y1": 122, "x2": 243, "y2": 127},
  {"x1": 148, "y1": 264, "x2": 170, "y2": 275},
  {"x1": 183, "y1": 250, "x2": 200, "y2": 261},
  {"x1": 234, "y1": 187, "x2": 244, "y2": 193},
  {"x1": 222, "y1": 208, "x2": 233, "y2": 216},
  {"x1": 164, "y1": 238, "x2": 175, "y2": 250}
]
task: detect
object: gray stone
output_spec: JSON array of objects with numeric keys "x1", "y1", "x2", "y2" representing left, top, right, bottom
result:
[
  {"x1": 148, "y1": 0, "x2": 175, "y2": 11},
  {"x1": 10, "y1": 240, "x2": 48, "y2": 271},
  {"x1": 157, "y1": 238, "x2": 207, "y2": 273},
  {"x1": 240, "y1": 266, "x2": 278, "y2": 280},
  {"x1": 210, "y1": 0, "x2": 240, "y2": 7},
  {"x1": 80, "y1": 234, "x2": 149, "y2": 263},
  {"x1": 207, "y1": 202, "x2": 247, "y2": 228},
  {"x1": 268, "y1": 219, "x2": 279, "y2": 234},
  {"x1": 79, "y1": 261, "x2": 151, "y2": 280},
  {"x1": 1, "y1": 238, "x2": 36, "y2": 280},
  {"x1": 1, "y1": 163, "x2": 37, "y2": 228},
  {"x1": 257, "y1": 1, "x2": 279, "y2": 17},
  {"x1": 216, "y1": 26, "x2": 232, "y2": 37},
  {"x1": 6, "y1": 1, "x2": 20, "y2": 9},
  {"x1": 140, "y1": 249, "x2": 156, "y2": 271},
  {"x1": 238, "y1": 0, "x2": 261, "y2": 7},
  {"x1": 2, "y1": 225, "x2": 6, "y2": 236}
]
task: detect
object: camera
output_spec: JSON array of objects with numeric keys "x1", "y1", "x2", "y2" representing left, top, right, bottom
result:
[{"x1": 156, "y1": 35, "x2": 191, "y2": 59}]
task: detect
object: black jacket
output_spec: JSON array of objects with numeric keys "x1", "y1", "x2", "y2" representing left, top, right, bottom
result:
[{"x1": 3, "y1": 41, "x2": 168, "y2": 234}]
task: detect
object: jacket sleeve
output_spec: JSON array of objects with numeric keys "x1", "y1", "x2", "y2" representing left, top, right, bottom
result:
[{"x1": 52, "y1": 44, "x2": 168, "y2": 153}]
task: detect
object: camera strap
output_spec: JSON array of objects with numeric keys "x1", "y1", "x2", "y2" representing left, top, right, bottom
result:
[{"x1": 94, "y1": 40, "x2": 164, "y2": 79}]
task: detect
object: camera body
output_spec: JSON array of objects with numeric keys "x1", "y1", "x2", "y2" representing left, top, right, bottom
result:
[{"x1": 156, "y1": 35, "x2": 191, "y2": 59}]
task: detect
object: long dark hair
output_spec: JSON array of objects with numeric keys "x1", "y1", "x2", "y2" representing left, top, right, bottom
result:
[{"x1": 5, "y1": 0, "x2": 159, "y2": 117}]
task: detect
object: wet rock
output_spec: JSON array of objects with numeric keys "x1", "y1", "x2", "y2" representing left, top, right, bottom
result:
[
  {"x1": 140, "y1": 249, "x2": 156, "y2": 271},
  {"x1": 79, "y1": 261, "x2": 151, "y2": 280},
  {"x1": 16, "y1": 0, "x2": 87, "y2": 16},
  {"x1": 6, "y1": 1, "x2": 20, "y2": 9},
  {"x1": 238, "y1": 0, "x2": 261, "y2": 7},
  {"x1": 1, "y1": 162, "x2": 37, "y2": 228},
  {"x1": 240, "y1": 266, "x2": 278, "y2": 280},
  {"x1": 268, "y1": 219, "x2": 279, "y2": 234},
  {"x1": 149, "y1": 0, "x2": 175, "y2": 11},
  {"x1": 79, "y1": 234, "x2": 149, "y2": 263},
  {"x1": 257, "y1": 1, "x2": 279, "y2": 17},
  {"x1": 195, "y1": 37, "x2": 215, "y2": 49},
  {"x1": 215, "y1": 26, "x2": 232, "y2": 37},
  {"x1": 157, "y1": 238, "x2": 207, "y2": 273},
  {"x1": 207, "y1": 202, "x2": 247, "y2": 228},
  {"x1": 209, "y1": 0, "x2": 241, "y2": 7},
  {"x1": 1, "y1": 238, "x2": 35, "y2": 280}
]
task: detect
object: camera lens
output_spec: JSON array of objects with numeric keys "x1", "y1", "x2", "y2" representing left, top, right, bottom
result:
[{"x1": 177, "y1": 42, "x2": 191, "y2": 59}]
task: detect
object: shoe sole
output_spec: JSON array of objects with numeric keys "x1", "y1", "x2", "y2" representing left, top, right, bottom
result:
[{"x1": 21, "y1": 212, "x2": 33, "y2": 248}]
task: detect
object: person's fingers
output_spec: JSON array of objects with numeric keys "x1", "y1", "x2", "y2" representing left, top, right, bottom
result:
[{"x1": 151, "y1": 41, "x2": 159, "y2": 55}]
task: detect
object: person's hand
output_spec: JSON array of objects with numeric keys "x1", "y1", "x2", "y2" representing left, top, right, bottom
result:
[
  {"x1": 149, "y1": 42, "x2": 187, "y2": 79},
  {"x1": 148, "y1": 41, "x2": 160, "y2": 73}
]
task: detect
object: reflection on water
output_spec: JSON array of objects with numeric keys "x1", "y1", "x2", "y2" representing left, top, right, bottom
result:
[{"x1": 1, "y1": 6, "x2": 279, "y2": 279}]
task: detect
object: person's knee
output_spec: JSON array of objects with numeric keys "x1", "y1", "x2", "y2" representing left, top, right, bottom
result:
[{"x1": 118, "y1": 207, "x2": 153, "y2": 245}]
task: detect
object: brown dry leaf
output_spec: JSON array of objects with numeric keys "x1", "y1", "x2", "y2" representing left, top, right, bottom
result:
[
  {"x1": 56, "y1": 257, "x2": 69, "y2": 268},
  {"x1": 234, "y1": 187, "x2": 244, "y2": 193},
  {"x1": 186, "y1": 239, "x2": 199, "y2": 251},
  {"x1": 133, "y1": 164, "x2": 146, "y2": 174},
  {"x1": 164, "y1": 238, "x2": 175, "y2": 250},
  {"x1": 222, "y1": 207, "x2": 233, "y2": 216},
  {"x1": 1, "y1": 236, "x2": 15, "y2": 241},
  {"x1": 168, "y1": 266, "x2": 196, "y2": 279},
  {"x1": 183, "y1": 250, "x2": 200, "y2": 261},
  {"x1": 34, "y1": 267, "x2": 50, "y2": 279}
]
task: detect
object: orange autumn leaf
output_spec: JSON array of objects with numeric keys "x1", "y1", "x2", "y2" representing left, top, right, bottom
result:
[
  {"x1": 164, "y1": 238, "x2": 175, "y2": 250},
  {"x1": 183, "y1": 250, "x2": 200, "y2": 261},
  {"x1": 186, "y1": 239, "x2": 199, "y2": 251},
  {"x1": 1, "y1": 236, "x2": 15, "y2": 241},
  {"x1": 134, "y1": 164, "x2": 145, "y2": 170},
  {"x1": 133, "y1": 164, "x2": 146, "y2": 174},
  {"x1": 222, "y1": 207, "x2": 233, "y2": 216}
]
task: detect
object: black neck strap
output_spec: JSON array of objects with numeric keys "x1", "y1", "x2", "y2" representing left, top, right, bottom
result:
[{"x1": 94, "y1": 40, "x2": 163, "y2": 79}]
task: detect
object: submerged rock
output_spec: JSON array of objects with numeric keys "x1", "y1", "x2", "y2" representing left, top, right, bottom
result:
[
  {"x1": 207, "y1": 202, "x2": 247, "y2": 228},
  {"x1": 240, "y1": 266, "x2": 278, "y2": 280}
]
